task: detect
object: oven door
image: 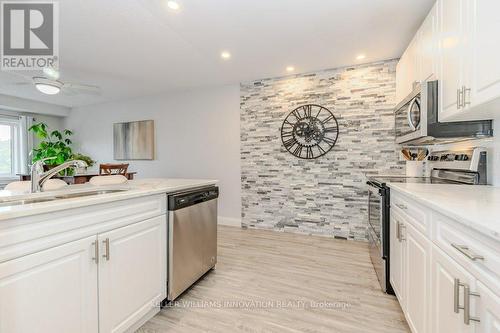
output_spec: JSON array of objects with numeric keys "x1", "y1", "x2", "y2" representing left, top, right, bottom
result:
[
  {"x1": 367, "y1": 184, "x2": 388, "y2": 292},
  {"x1": 395, "y1": 87, "x2": 426, "y2": 144},
  {"x1": 367, "y1": 185, "x2": 383, "y2": 241}
]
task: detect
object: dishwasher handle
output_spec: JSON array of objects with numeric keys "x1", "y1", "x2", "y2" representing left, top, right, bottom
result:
[{"x1": 168, "y1": 186, "x2": 219, "y2": 211}]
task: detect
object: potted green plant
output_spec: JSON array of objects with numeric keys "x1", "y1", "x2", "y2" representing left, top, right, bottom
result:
[{"x1": 30, "y1": 123, "x2": 96, "y2": 176}]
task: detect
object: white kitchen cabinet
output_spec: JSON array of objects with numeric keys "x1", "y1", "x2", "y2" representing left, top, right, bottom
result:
[
  {"x1": 390, "y1": 208, "x2": 431, "y2": 333},
  {"x1": 418, "y1": 3, "x2": 438, "y2": 82},
  {"x1": 431, "y1": 245, "x2": 476, "y2": 333},
  {"x1": 404, "y1": 222, "x2": 431, "y2": 333},
  {"x1": 438, "y1": 0, "x2": 500, "y2": 121},
  {"x1": 395, "y1": 54, "x2": 409, "y2": 103},
  {"x1": 476, "y1": 281, "x2": 500, "y2": 333},
  {"x1": 0, "y1": 236, "x2": 99, "y2": 333},
  {"x1": 466, "y1": 0, "x2": 500, "y2": 119},
  {"x1": 390, "y1": 211, "x2": 405, "y2": 310},
  {"x1": 396, "y1": 37, "x2": 419, "y2": 103},
  {"x1": 396, "y1": 3, "x2": 438, "y2": 104},
  {"x1": 438, "y1": 0, "x2": 467, "y2": 120},
  {"x1": 98, "y1": 215, "x2": 166, "y2": 333},
  {"x1": 391, "y1": 191, "x2": 500, "y2": 333}
]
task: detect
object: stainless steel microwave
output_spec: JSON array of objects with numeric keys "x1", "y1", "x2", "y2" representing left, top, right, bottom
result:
[{"x1": 394, "y1": 81, "x2": 493, "y2": 145}]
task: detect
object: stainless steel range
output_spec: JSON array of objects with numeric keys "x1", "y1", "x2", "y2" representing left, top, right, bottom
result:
[{"x1": 366, "y1": 147, "x2": 487, "y2": 294}]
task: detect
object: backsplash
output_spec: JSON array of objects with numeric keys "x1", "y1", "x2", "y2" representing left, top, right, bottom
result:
[{"x1": 240, "y1": 60, "x2": 404, "y2": 240}]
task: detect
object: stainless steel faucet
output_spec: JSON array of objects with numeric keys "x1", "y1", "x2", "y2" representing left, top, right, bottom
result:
[{"x1": 30, "y1": 157, "x2": 88, "y2": 193}]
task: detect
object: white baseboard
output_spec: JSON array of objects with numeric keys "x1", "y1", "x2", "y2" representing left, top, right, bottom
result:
[{"x1": 218, "y1": 216, "x2": 241, "y2": 227}]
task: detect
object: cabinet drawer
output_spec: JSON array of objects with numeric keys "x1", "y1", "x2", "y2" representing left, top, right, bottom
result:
[
  {"x1": 433, "y1": 212, "x2": 500, "y2": 296},
  {"x1": 391, "y1": 192, "x2": 430, "y2": 237}
]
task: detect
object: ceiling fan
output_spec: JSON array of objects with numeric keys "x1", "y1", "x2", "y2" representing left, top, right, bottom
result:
[{"x1": 9, "y1": 67, "x2": 102, "y2": 96}]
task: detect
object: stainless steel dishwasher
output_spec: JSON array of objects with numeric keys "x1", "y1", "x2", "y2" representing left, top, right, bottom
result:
[{"x1": 167, "y1": 186, "x2": 218, "y2": 301}]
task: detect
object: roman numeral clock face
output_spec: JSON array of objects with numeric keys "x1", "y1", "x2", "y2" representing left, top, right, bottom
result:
[{"x1": 281, "y1": 104, "x2": 339, "y2": 159}]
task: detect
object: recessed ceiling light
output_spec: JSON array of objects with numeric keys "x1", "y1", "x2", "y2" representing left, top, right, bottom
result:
[
  {"x1": 167, "y1": 1, "x2": 180, "y2": 10},
  {"x1": 286, "y1": 66, "x2": 295, "y2": 72},
  {"x1": 221, "y1": 51, "x2": 231, "y2": 60},
  {"x1": 356, "y1": 54, "x2": 366, "y2": 60}
]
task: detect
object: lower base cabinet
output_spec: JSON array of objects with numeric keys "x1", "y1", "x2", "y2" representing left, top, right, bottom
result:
[
  {"x1": 431, "y1": 245, "x2": 475, "y2": 333},
  {"x1": 98, "y1": 216, "x2": 166, "y2": 333},
  {"x1": 405, "y1": 222, "x2": 431, "y2": 333},
  {"x1": 0, "y1": 214, "x2": 166, "y2": 333},
  {"x1": 390, "y1": 211, "x2": 405, "y2": 309},
  {"x1": 476, "y1": 281, "x2": 500, "y2": 333},
  {"x1": 391, "y1": 192, "x2": 500, "y2": 333},
  {"x1": 0, "y1": 236, "x2": 99, "y2": 333}
]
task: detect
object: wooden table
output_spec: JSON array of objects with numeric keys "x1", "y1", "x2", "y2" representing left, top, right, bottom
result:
[{"x1": 19, "y1": 172, "x2": 137, "y2": 185}]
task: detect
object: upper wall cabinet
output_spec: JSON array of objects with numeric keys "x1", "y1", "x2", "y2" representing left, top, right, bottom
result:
[
  {"x1": 396, "y1": 3, "x2": 438, "y2": 103},
  {"x1": 438, "y1": 0, "x2": 466, "y2": 120},
  {"x1": 439, "y1": 0, "x2": 500, "y2": 121},
  {"x1": 465, "y1": 0, "x2": 500, "y2": 120},
  {"x1": 397, "y1": 0, "x2": 500, "y2": 122}
]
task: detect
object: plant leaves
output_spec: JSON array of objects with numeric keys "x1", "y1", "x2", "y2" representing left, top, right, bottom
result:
[{"x1": 50, "y1": 130, "x2": 63, "y2": 140}]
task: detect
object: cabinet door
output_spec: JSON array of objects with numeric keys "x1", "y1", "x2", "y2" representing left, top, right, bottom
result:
[
  {"x1": 431, "y1": 245, "x2": 475, "y2": 333},
  {"x1": 419, "y1": 3, "x2": 438, "y2": 82},
  {"x1": 98, "y1": 215, "x2": 167, "y2": 333},
  {"x1": 439, "y1": 0, "x2": 467, "y2": 121},
  {"x1": 468, "y1": 0, "x2": 500, "y2": 113},
  {"x1": 396, "y1": 53, "x2": 410, "y2": 103},
  {"x1": 476, "y1": 281, "x2": 500, "y2": 333},
  {"x1": 390, "y1": 212, "x2": 405, "y2": 310},
  {"x1": 405, "y1": 222, "x2": 431, "y2": 333},
  {"x1": 0, "y1": 236, "x2": 98, "y2": 333}
]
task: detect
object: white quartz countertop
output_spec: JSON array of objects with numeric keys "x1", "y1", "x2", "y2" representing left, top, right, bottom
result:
[
  {"x1": 0, "y1": 178, "x2": 218, "y2": 221},
  {"x1": 388, "y1": 182, "x2": 500, "y2": 241}
]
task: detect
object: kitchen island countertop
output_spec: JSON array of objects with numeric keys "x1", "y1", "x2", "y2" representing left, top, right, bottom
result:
[{"x1": 0, "y1": 178, "x2": 218, "y2": 221}]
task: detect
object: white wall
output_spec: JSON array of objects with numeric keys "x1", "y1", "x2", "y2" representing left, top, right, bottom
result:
[
  {"x1": 0, "y1": 93, "x2": 70, "y2": 117},
  {"x1": 65, "y1": 85, "x2": 242, "y2": 222}
]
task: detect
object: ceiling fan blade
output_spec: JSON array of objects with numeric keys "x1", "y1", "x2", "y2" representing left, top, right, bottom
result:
[
  {"x1": 9, "y1": 82, "x2": 32, "y2": 86},
  {"x1": 4, "y1": 71, "x2": 33, "y2": 82},
  {"x1": 62, "y1": 82, "x2": 102, "y2": 96}
]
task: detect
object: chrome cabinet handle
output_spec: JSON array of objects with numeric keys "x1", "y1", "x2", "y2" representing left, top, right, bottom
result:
[
  {"x1": 399, "y1": 223, "x2": 406, "y2": 241},
  {"x1": 454, "y1": 278, "x2": 480, "y2": 324},
  {"x1": 451, "y1": 244, "x2": 484, "y2": 261},
  {"x1": 396, "y1": 220, "x2": 401, "y2": 241},
  {"x1": 462, "y1": 86, "x2": 471, "y2": 107},
  {"x1": 463, "y1": 284, "x2": 480, "y2": 325},
  {"x1": 395, "y1": 203, "x2": 407, "y2": 210},
  {"x1": 102, "y1": 238, "x2": 110, "y2": 261},
  {"x1": 457, "y1": 88, "x2": 462, "y2": 109},
  {"x1": 92, "y1": 241, "x2": 99, "y2": 264},
  {"x1": 454, "y1": 278, "x2": 463, "y2": 313}
]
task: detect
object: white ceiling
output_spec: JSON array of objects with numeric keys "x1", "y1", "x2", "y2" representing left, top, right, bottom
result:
[{"x1": 0, "y1": 0, "x2": 434, "y2": 108}]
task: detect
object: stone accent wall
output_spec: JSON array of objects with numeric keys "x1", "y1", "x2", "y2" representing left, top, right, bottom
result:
[{"x1": 240, "y1": 60, "x2": 404, "y2": 240}]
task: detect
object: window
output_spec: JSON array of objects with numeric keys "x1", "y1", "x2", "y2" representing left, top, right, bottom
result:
[
  {"x1": 0, "y1": 124, "x2": 13, "y2": 175},
  {"x1": 0, "y1": 117, "x2": 20, "y2": 178}
]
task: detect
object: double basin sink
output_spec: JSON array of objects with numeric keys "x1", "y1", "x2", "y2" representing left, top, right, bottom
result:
[{"x1": 0, "y1": 189, "x2": 128, "y2": 208}]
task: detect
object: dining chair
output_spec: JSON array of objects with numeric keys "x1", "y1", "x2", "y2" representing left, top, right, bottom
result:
[{"x1": 99, "y1": 163, "x2": 129, "y2": 176}]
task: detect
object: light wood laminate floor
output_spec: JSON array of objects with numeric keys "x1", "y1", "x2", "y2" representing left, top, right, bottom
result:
[{"x1": 138, "y1": 226, "x2": 409, "y2": 333}]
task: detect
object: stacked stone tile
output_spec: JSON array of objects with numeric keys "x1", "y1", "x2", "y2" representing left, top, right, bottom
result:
[{"x1": 240, "y1": 60, "x2": 404, "y2": 240}]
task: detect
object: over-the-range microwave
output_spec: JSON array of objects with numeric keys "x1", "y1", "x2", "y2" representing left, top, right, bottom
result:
[{"x1": 394, "y1": 80, "x2": 493, "y2": 145}]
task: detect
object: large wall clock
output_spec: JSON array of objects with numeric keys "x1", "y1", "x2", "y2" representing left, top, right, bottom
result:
[{"x1": 280, "y1": 104, "x2": 339, "y2": 159}]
